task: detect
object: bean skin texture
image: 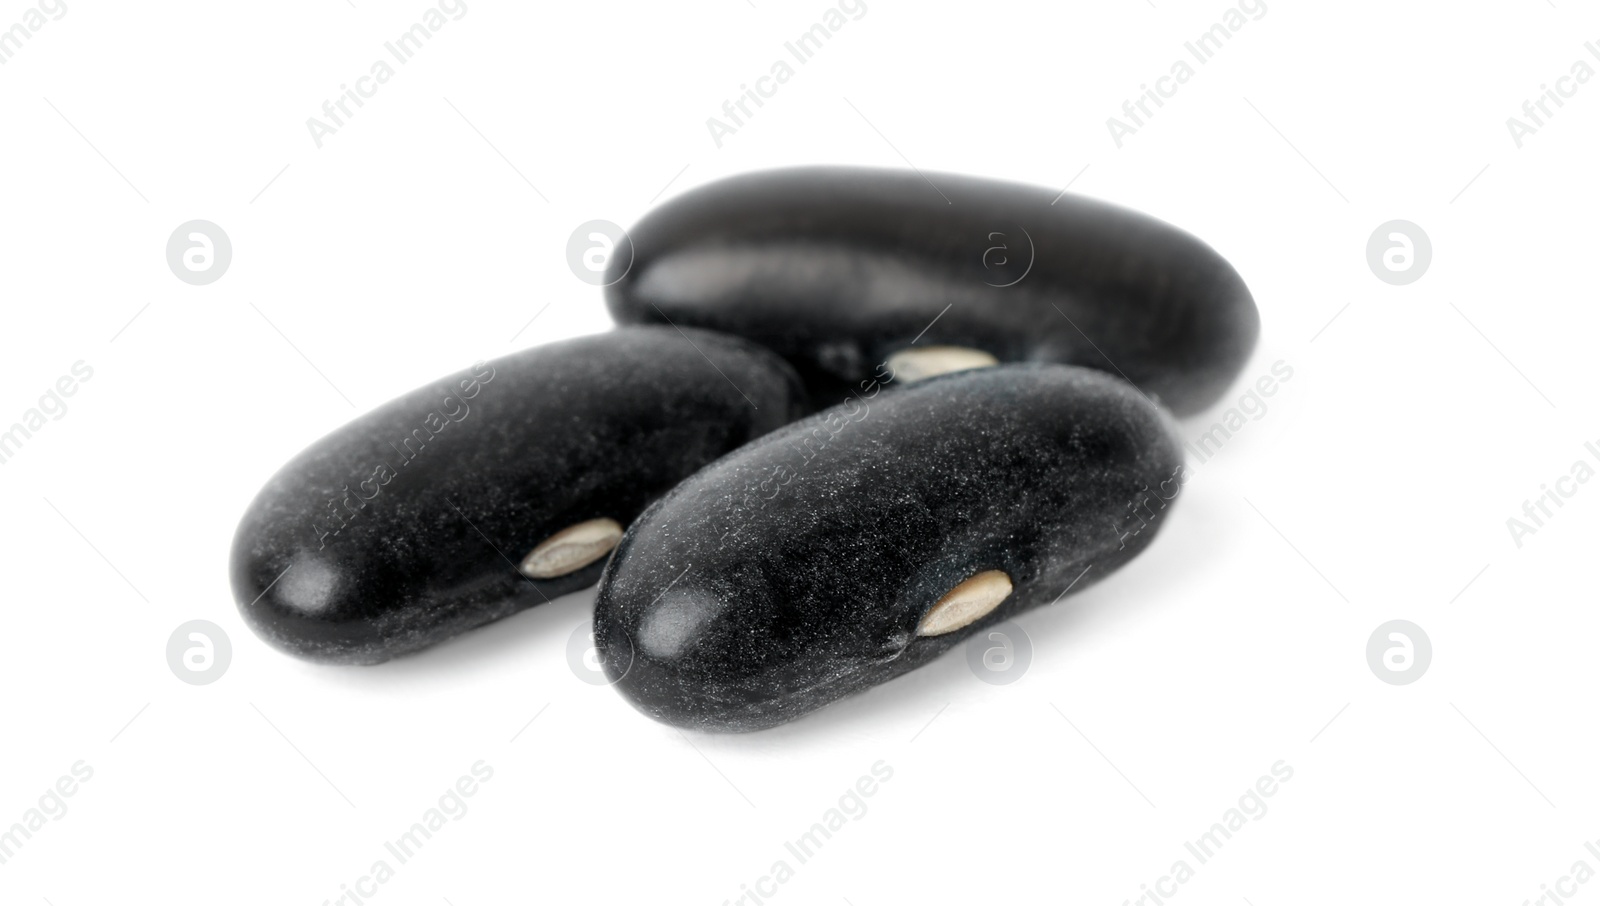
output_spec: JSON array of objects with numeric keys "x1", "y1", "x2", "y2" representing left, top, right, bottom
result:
[
  {"x1": 229, "y1": 327, "x2": 806, "y2": 665},
  {"x1": 592, "y1": 364, "x2": 1185, "y2": 732},
  {"x1": 605, "y1": 166, "x2": 1259, "y2": 417}
]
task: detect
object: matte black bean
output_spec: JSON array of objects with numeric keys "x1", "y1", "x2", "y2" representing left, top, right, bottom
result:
[
  {"x1": 592, "y1": 364, "x2": 1184, "y2": 731},
  {"x1": 230, "y1": 327, "x2": 806, "y2": 665},
  {"x1": 605, "y1": 166, "x2": 1258, "y2": 416}
]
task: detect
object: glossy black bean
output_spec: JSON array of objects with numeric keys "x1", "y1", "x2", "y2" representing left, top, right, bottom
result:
[
  {"x1": 230, "y1": 327, "x2": 806, "y2": 665},
  {"x1": 593, "y1": 364, "x2": 1184, "y2": 731},
  {"x1": 605, "y1": 166, "x2": 1258, "y2": 417}
]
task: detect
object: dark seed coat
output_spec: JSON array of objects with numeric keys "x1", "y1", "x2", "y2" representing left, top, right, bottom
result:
[
  {"x1": 593, "y1": 364, "x2": 1185, "y2": 731},
  {"x1": 230, "y1": 327, "x2": 806, "y2": 664},
  {"x1": 605, "y1": 166, "x2": 1259, "y2": 417}
]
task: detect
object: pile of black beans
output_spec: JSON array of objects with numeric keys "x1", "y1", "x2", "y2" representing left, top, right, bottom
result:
[{"x1": 230, "y1": 166, "x2": 1258, "y2": 732}]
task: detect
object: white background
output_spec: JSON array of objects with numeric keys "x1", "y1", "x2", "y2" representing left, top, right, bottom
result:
[{"x1": 2, "y1": 1, "x2": 1596, "y2": 904}]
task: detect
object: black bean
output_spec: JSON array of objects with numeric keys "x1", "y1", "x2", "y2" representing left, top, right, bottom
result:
[
  {"x1": 605, "y1": 166, "x2": 1258, "y2": 416},
  {"x1": 229, "y1": 327, "x2": 806, "y2": 665},
  {"x1": 592, "y1": 364, "x2": 1185, "y2": 731}
]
